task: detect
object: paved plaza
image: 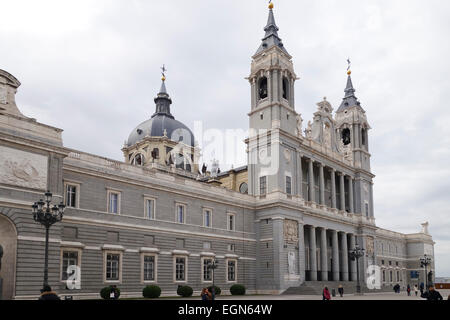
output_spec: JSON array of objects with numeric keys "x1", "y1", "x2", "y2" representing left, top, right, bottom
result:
[{"x1": 175, "y1": 289, "x2": 450, "y2": 301}]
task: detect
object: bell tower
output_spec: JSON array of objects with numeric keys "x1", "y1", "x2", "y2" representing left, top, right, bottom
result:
[
  {"x1": 248, "y1": 1, "x2": 298, "y2": 135},
  {"x1": 335, "y1": 68, "x2": 371, "y2": 172},
  {"x1": 335, "y1": 66, "x2": 374, "y2": 218},
  {"x1": 246, "y1": 2, "x2": 302, "y2": 197}
]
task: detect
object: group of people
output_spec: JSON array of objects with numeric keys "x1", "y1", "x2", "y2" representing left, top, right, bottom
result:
[
  {"x1": 322, "y1": 285, "x2": 344, "y2": 300},
  {"x1": 322, "y1": 283, "x2": 447, "y2": 301}
]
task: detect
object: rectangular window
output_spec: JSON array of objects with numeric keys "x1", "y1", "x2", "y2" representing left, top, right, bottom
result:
[
  {"x1": 382, "y1": 270, "x2": 386, "y2": 282},
  {"x1": 143, "y1": 256, "x2": 155, "y2": 282},
  {"x1": 108, "y1": 191, "x2": 120, "y2": 214},
  {"x1": 106, "y1": 253, "x2": 120, "y2": 281},
  {"x1": 203, "y1": 258, "x2": 213, "y2": 282},
  {"x1": 175, "y1": 257, "x2": 186, "y2": 281},
  {"x1": 227, "y1": 244, "x2": 235, "y2": 252},
  {"x1": 227, "y1": 260, "x2": 236, "y2": 282},
  {"x1": 381, "y1": 260, "x2": 385, "y2": 265},
  {"x1": 65, "y1": 184, "x2": 78, "y2": 208},
  {"x1": 62, "y1": 251, "x2": 78, "y2": 281},
  {"x1": 390, "y1": 270, "x2": 393, "y2": 282},
  {"x1": 227, "y1": 213, "x2": 235, "y2": 231},
  {"x1": 286, "y1": 176, "x2": 292, "y2": 195},
  {"x1": 260, "y1": 176, "x2": 267, "y2": 195},
  {"x1": 176, "y1": 204, "x2": 185, "y2": 224},
  {"x1": 145, "y1": 198, "x2": 155, "y2": 220},
  {"x1": 203, "y1": 209, "x2": 212, "y2": 228}
]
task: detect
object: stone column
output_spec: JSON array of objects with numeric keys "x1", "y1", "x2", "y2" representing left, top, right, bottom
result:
[
  {"x1": 267, "y1": 70, "x2": 272, "y2": 102},
  {"x1": 332, "y1": 230, "x2": 340, "y2": 281},
  {"x1": 349, "y1": 234, "x2": 357, "y2": 281},
  {"x1": 348, "y1": 176, "x2": 354, "y2": 213},
  {"x1": 251, "y1": 78, "x2": 256, "y2": 110},
  {"x1": 308, "y1": 159, "x2": 315, "y2": 203},
  {"x1": 339, "y1": 173, "x2": 346, "y2": 211},
  {"x1": 319, "y1": 163, "x2": 325, "y2": 205},
  {"x1": 331, "y1": 169, "x2": 336, "y2": 209},
  {"x1": 320, "y1": 228, "x2": 328, "y2": 281},
  {"x1": 297, "y1": 153, "x2": 303, "y2": 197},
  {"x1": 309, "y1": 226, "x2": 317, "y2": 281},
  {"x1": 298, "y1": 222, "x2": 305, "y2": 282},
  {"x1": 340, "y1": 232, "x2": 349, "y2": 281},
  {"x1": 273, "y1": 69, "x2": 279, "y2": 102},
  {"x1": 272, "y1": 218, "x2": 284, "y2": 287}
]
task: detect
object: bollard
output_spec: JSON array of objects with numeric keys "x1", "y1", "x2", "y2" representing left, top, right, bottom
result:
[{"x1": 331, "y1": 288, "x2": 336, "y2": 297}]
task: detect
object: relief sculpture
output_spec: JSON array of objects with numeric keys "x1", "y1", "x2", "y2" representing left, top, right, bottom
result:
[{"x1": 0, "y1": 146, "x2": 47, "y2": 190}]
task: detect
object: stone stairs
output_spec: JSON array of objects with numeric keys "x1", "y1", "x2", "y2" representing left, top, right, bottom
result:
[{"x1": 282, "y1": 281, "x2": 392, "y2": 295}]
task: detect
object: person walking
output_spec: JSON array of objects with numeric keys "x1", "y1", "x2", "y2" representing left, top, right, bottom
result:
[
  {"x1": 419, "y1": 282, "x2": 424, "y2": 295},
  {"x1": 407, "y1": 284, "x2": 411, "y2": 296},
  {"x1": 323, "y1": 287, "x2": 331, "y2": 301},
  {"x1": 420, "y1": 285, "x2": 443, "y2": 301},
  {"x1": 414, "y1": 285, "x2": 419, "y2": 296},
  {"x1": 338, "y1": 284, "x2": 344, "y2": 297},
  {"x1": 39, "y1": 285, "x2": 60, "y2": 300}
]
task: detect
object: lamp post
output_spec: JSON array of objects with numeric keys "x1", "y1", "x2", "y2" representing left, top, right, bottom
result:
[
  {"x1": 32, "y1": 190, "x2": 65, "y2": 290},
  {"x1": 419, "y1": 254, "x2": 432, "y2": 290},
  {"x1": 207, "y1": 259, "x2": 219, "y2": 300},
  {"x1": 349, "y1": 245, "x2": 365, "y2": 295}
]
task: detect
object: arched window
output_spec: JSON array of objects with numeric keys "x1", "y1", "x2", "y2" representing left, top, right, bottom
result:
[
  {"x1": 361, "y1": 128, "x2": 366, "y2": 146},
  {"x1": 258, "y1": 77, "x2": 268, "y2": 100},
  {"x1": 282, "y1": 77, "x2": 288, "y2": 100},
  {"x1": 132, "y1": 153, "x2": 144, "y2": 166},
  {"x1": 341, "y1": 128, "x2": 351, "y2": 146},
  {"x1": 151, "y1": 148, "x2": 159, "y2": 160}
]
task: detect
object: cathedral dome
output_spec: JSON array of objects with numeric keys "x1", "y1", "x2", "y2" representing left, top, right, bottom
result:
[
  {"x1": 126, "y1": 79, "x2": 195, "y2": 147},
  {"x1": 127, "y1": 114, "x2": 195, "y2": 147}
]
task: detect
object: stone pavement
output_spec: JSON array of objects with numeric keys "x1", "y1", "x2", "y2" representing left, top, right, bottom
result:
[{"x1": 210, "y1": 289, "x2": 450, "y2": 300}]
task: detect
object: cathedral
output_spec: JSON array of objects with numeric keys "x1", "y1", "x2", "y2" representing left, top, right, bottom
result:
[{"x1": 0, "y1": 3, "x2": 435, "y2": 299}]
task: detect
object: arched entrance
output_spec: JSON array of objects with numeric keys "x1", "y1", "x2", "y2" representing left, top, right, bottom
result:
[{"x1": 0, "y1": 214, "x2": 17, "y2": 300}]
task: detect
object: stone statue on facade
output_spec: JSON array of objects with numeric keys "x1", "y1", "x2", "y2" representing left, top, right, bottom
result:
[
  {"x1": 288, "y1": 251, "x2": 296, "y2": 275},
  {"x1": 421, "y1": 222, "x2": 429, "y2": 235},
  {"x1": 304, "y1": 121, "x2": 312, "y2": 139},
  {"x1": 295, "y1": 114, "x2": 303, "y2": 137}
]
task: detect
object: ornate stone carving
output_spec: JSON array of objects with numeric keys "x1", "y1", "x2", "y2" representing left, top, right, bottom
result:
[
  {"x1": 284, "y1": 219, "x2": 298, "y2": 243},
  {"x1": 0, "y1": 84, "x2": 7, "y2": 104},
  {"x1": 0, "y1": 145, "x2": 48, "y2": 190},
  {"x1": 284, "y1": 149, "x2": 291, "y2": 163},
  {"x1": 366, "y1": 236, "x2": 374, "y2": 256}
]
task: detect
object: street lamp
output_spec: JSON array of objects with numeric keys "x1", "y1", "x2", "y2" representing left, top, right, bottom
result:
[
  {"x1": 32, "y1": 190, "x2": 65, "y2": 290},
  {"x1": 419, "y1": 254, "x2": 432, "y2": 290},
  {"x1": 207, "y1": 259, "x2": 219, "y2": 300},
  {"x1": 349, "y1": 245, "x2": 365, "y2": 295}
]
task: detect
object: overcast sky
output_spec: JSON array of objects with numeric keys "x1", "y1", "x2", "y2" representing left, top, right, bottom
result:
[{"x1": 1, "y1": 0, "x2": 449, "y2": 277}]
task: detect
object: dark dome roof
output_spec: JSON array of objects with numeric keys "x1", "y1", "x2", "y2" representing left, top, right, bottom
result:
[{"x1": 127, "y1": 114, "x2": 195, "y2": 147}]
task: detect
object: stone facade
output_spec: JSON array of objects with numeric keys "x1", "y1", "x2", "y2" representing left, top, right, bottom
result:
[{"x1": 0, "y1": 5, "x2": 435, "y2": 300}]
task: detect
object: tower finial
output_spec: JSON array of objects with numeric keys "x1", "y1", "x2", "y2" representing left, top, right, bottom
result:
[
  {"x1": 161, "y1": 64, "x2": 167, "y2": 81},
  {"x1": 347, "y1": 58, "x2": 351, "y2": 75},
  {"x1": 268, "y1": 0, "x2": 274, "y2": 9}
]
